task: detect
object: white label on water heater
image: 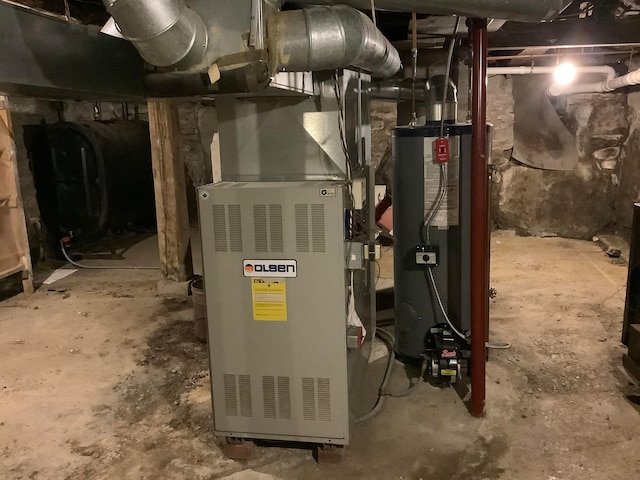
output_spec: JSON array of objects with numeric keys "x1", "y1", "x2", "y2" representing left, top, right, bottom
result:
[{"x1": 423, "y1": 136, "x2": 460, "y2": 227}]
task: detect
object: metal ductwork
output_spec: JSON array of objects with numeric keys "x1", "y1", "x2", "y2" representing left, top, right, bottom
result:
[
  {"x1": 286, "y1": 0, "x2": 572, "y2": 23},
  {"x1": 101, "y1": 0, "x2": 208, "y2": 69},
  {"x1": 268, "y1": 5, "x2": 401, "y2": 78}
]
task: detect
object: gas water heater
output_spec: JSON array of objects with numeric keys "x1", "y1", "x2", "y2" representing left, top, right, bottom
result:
[{"x1": 392, "y1": 124, "x2": 490, "y2": 375}]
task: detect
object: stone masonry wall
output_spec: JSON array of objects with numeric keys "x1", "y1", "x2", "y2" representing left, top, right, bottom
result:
[
  {"x1": 489, "y1": 77, "x2": 630, "y2": 239},
  {"x1": 370, "y1": 72, "x2": 635, "y2": 241}
]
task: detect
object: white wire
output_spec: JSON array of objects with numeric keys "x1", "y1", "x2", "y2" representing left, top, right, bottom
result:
[{"x1": 426, "y1": 267, "x2": 468, "y2": 341}]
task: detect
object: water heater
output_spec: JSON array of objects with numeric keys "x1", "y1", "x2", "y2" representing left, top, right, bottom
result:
[{"x1": 392, "y1": 124, "x2": 476, "y2": 365}]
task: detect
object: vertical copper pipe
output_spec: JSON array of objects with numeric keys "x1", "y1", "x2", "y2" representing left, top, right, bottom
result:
[{"x1": 470, "y1": 17, "x2": 488, "y2": 418}]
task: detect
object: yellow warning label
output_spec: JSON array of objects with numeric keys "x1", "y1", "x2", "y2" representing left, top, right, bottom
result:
[
  {"x1": 441, "y1": 369, "x2": 457, "y2": 377},
  {"x1": 251, "y1": 278, "x2": 287, "y2": 321}
]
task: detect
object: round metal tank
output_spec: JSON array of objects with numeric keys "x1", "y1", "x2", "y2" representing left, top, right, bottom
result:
[
  {"x1": 392, "y1": 123, "x2": 474, "y2": 365},
  {"x1": 25, "y1": 120, "x2": 155, "y2": 242}
]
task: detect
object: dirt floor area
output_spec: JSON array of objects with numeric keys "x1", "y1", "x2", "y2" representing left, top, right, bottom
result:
[{"x1": 1, "y1": 230, "x2": 639, "y2": 479}]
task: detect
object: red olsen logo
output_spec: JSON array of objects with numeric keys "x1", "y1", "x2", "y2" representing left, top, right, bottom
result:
[{"x1": 244, "y1": 264, "x2": 254, "y2": 273}]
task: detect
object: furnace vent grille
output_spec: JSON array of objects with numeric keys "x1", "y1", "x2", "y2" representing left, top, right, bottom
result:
[
  {"x1": 262, "y1": 375, "x2": 292, "y2": 420},
  {"x1": 228, "y1": 205, "x2": 243, "y2": 252},
  {"x1": 270, "y1": 205, "x2": 284, "y2": 252},
  {"x1": 253, "y1": 204, "x2": 284, "y2": 253},
  {"x1": 277, "y1": 376, "x2": 292, "y2": 419},
  {"x1": 311, "y1": 204, "x2": 326, "y2": 253},
  {"x1": 212, "y1": 205, "x2": 227, "y2": 252},
  {"x1": 295, "y1": 204, "x2": 326, "y2": 253},
  {"x1": 295, "y1": 204, "x2": 310, "y2": 253},
  {"x1": 254, "y1": 205, "x2": 268, "y2": 252},
  {"x1": 238, "y1": 375, "x2": 253, "y2": 417},
  {"x1": 223, "y1": 374, "x2": 237, "y2": 417},
  {"x1": 301, "y1": 377, "x2": 331, "y2": 422},
  {"x1": 223, "y1": 374, "x2": 253, "y2": 418},
  {"x1": 212, "y1": 205, "x2": 243, "y2": 252},
  {"x1": 302, "y1": 377, "x2": 316, "y2": 421},
  {"x1": 317, "y1": 377, "x2": 331, "y2": 422},
  {"x1": 262, "y1": 376, "x2": 276, "y2": 419}
]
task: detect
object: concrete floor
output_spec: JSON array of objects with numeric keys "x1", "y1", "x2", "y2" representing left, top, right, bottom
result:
[{"x1": 1, "y1": 231, "x2": 639, "y2": 479}]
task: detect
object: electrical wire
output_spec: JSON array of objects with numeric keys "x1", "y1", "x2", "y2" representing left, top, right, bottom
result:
[
  {"x1": 410, "y1": 12, "x2": 418, "y2": 126},
  {"x1": 331, "y1": 72, "x2": 356, "y2": 235},
  {"x1": 354, "y1": 328, "x2": 396, "y2": 424},
  {"x1": 440, "y1": 16, "x2": 461, "y2": 138},
  {"x1": 422, "y1": 164, "x2": 447, "y2": 245},
  {"x1": 369, "y1": 0, "x2": 377, "y2": 27},
  {"x1": 60, "y1": 240, "x2": 160, "y2": 271},
  {"x1": 425, "y1": 267, "x2": 467, "y2": 340}
]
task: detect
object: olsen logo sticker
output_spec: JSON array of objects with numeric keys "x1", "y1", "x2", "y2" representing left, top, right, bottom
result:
[{"x1": 243, "y1": 260, "x2": 297, "y2": 278}]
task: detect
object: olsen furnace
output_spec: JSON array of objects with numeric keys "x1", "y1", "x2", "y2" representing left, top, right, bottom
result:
[{"x1": 199, "y1": 181, "x2": 353, "y2": 445}]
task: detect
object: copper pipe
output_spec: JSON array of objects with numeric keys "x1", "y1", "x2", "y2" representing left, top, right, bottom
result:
[{"x1": 470, "y1": 17, "x2": 488, "y2": 419}]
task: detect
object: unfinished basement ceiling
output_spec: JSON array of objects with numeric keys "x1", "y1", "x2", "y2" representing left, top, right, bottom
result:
[
  {"x1": 8, "y1": 1, "x2": 640, "y2": 47},
  {"x1": 7, "y1": 0, "x2": 640, "y2": 74}
]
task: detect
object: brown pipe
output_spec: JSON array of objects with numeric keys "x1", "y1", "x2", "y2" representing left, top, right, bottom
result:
[{"x1": 470, "y1": 17, "x2": 488, "y2": 418}]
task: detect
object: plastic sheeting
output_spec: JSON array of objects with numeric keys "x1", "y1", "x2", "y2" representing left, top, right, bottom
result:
[{"x1": 511, "y1": 75, "x2": 578, "y2": 171}]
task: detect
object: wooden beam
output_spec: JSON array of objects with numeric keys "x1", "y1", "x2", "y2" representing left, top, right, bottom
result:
[
  {"x1": 148, "y1": 99, "x2": 193, "y2": 283},
  {"x1": 0, "y1": 96, "x2": 34, "y2": 293}
]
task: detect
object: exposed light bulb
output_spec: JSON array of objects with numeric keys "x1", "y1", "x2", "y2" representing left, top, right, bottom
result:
[{"x1": 554, "y1": 62, "x2": 577, "y2": 85}]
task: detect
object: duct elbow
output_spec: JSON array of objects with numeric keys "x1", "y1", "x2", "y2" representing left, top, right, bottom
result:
[
  {"x1": 102, "y1": 0, "x2": 208, "y2": 69},
  {"x1": 269, "y1": 6, "x2": 401, "y2": 78}
]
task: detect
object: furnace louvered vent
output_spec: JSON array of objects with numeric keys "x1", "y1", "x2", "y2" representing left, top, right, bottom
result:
[
  {"x1": 239, "y1": 375, "x2": 253, "y2": 417},
  {"x1": 228, "y1": 205, "x2": 243, "y2": 252},
  {"x1": 212, "y1": 205, "x2": 227, "y2": 252},
  {"x1": 223, "y1": 374, "x2": 237, "y2": 417},
  {"x1": 302, "y1": 377, "x2": 316, "y2": 421},
  {"x1": 253, "y1": 204, "x2": 284, "y2": 253},
  {"x1": 317, "y1": 377, "x2": 331, "y2": 422},
  {"x1": 254, "y1": 205, "x2": 268, "y2": 252},
  {"x1": 295, "y1": 204, "x2": 310, "y2": 253},
  {"x1": 277, "y1": 376, "x2": 292, "y2": 419},
  {"x1": 212, "y1": 205, "x2": 243, "y2": 252},
  {"x1": 223, "y1": 374, "x2": 253, "y2": 418},
  {"x1": 301, "y1": 377, "x2": 331, "y2": 422},
  {"x1": 262, "y1": 376, "x2": 276, "y2": 419},
  {"x1": 270, "y1": 205, "x2": 284, "y2": 252},
  {"x1": 295, "y1": 204, "x2": 326, "y2": 253},
  {"x1": 262, "y1": 375, "x2": 292, "y2": 420},
  {"x1": 311, "y1": 204, "x2": 326, "y2": 253}
]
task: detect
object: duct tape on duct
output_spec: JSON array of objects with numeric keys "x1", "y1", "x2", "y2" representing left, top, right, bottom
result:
[
  {"x1": 424, "y1": 136, "x2": 460, "y2": 228},
  {"x1": 512, "y1": 76, "x2": 578, "y2": 171}
]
